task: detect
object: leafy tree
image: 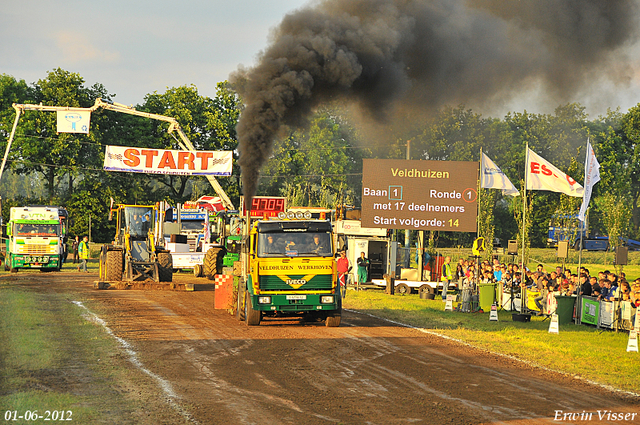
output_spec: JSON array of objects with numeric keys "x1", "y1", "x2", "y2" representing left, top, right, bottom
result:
[
  {"x1": 138, "y1": 83, "x2": 241, "y2": 204},
  {"x1": 9, "y1": 68, "x2": 109, "y2": 201},
  {"x1": 478, "y1": 189, "x2": 496, "y2": 261},
  {"x1": 594, "y1": 192, "x2": 632, "y2": 254},
  {"x1": 260, "y1": 109, "x2": 360, "y2": 208},
  {"x1": 595, "y1": 105, "x2": 640, "y2": 238}
]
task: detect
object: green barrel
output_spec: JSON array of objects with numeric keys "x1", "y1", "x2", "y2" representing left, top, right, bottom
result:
[
  {"x1": 554, "y1": 295, "x2": 576, "y2": 325},
  {"x1": 478, "y1": 284, "x2": 496, "y2": 311}
]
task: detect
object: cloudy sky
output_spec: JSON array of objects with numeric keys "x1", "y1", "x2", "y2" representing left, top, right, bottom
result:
[
  {"x1": 2, "y1": 0, "x2": 640, "y2": 118},
  {"x1": 1, "y1": 0, "x2": 309, "y2": 106}
]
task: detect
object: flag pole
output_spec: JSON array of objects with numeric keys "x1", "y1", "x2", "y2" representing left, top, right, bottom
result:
[
  {"x1": 576, "y1": 138, "x2": 589, "y2": 324},
  {"x1": 477, "y1": 147, "x2": 482, "y2": 236},
  {"x1": 521, "y1": 144, "x2": 529, "y2": 313}
]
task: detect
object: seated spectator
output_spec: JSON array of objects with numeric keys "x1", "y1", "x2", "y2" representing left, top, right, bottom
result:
[{"x1": 534, "y1": 276, "x2": 550, "y2": 315}]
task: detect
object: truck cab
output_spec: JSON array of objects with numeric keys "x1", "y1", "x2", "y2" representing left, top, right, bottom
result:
[{"x1": 238, "y1": 218, "x2": 341, "y2": 327}]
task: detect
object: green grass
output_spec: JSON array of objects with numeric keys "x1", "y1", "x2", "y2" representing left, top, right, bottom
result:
[
  {"x1": 343, "y1": 290, "x2": 640, "y2": 394},
  {"x1": 0, "y1": 283, "x2": 138, "y2": 423}
]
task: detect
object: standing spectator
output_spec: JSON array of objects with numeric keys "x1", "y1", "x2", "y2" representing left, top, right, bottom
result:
[
  {"x1": 72, "y1": 235, "x2": 80, "y2": 265},
  {"x1": 598, "y1": 279, "x2": 611, "y2": 301},
  {"x1": 356, "y1": 252, "x2": 370, "y2": 284},
  {"x1": 78, "y1": 236, "x2": 90, "y2": 273},
  {"x1": 440, "y1": 256, "x2": 453, "y2": 301},
  {"x1": 493, "y1": 263, "x2": 503, "y2": 282},
  {"x1": 579, "y1": 273, "x2": 592, "y2": 297},
  {"x1": 456, "y1": 259, "x2": 465, "y2": 287},
  {"x1": 336, "y1": 250, "x2": 350, "y2": 297}
]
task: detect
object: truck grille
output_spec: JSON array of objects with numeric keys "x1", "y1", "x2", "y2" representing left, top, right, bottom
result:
[
  {"x1": 259, "y1": 274, "x2": 333, "y2": 291},
  {"x1": 19, "y1": 245, "x2": 55, "y2": 254}
]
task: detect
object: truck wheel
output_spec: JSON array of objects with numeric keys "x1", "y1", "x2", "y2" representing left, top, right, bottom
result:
[
  {"x1": 204, "y1": 247, "x2": 222, "y2": 279},
  {"x1": 157, "y1": 252, "x2": 173, "y2": 282},
  {"x1": 326, "y1": 311, "x2": 341, "y2": 327},
  {"x1": 419, "y1": 284, "x2": 435, "y2": 295},
  {"x1": 105, "y1": 250, "x2": 123, "y2": 282},
  {"x1": 395, "y1": 283, "x2": 410, "y2": 295},
  {"x1": 245, "y1": 292, "x2": 261, "y2": 326}
]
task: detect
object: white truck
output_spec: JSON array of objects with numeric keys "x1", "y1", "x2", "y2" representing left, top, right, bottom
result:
[
  {"x1": 163, "y1": 204, "x2": 215, "y2": 274},
  {"x1": 5, "y1": 206, "x2": 69, "y2": 272}
]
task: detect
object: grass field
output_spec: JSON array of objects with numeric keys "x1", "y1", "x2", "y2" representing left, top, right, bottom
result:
[
  {"x1": 343, "y1": 289, "x2": 640, "y2": 394},
  {"x1": 0, "y1": 282, "x2": 153, "y2": 423}
]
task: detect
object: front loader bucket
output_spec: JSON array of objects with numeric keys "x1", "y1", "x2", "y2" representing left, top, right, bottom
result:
[{"x1": 125, "y1": 260, "x2": 160, "y2": 282}]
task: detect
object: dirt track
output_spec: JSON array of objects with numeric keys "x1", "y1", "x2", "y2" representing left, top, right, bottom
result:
[{"x1": 5, "y1": 270, "x2": 640, "y2": 424}]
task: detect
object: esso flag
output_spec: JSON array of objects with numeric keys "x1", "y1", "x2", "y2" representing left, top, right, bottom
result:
[
  {"x1": 104, "y1": 146, "x2": 232, "y2": 176},
  {"x1": 526, "y1": 148, "x2": 583, "y2": 198}
]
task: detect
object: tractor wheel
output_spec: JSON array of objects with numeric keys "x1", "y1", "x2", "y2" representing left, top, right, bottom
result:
[
  {"x1": 105, "y1": 250, "x2": 123, "y2": 282},
  {"x1": 157, "y1": 252, "x2": 173, "y2": 282},
  {"x1": 245, "y1": 292, "x2": 261, "y2": 326},
  {"x1": 204, "y1": 247, "x2": 222, "y2": 279},
  {"x1": 193, "y1": 264, "x2": 203, "y2": 277}
]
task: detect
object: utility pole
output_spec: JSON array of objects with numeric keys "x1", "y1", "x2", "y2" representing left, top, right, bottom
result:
[{"x1": 405, "y1": 140, "x2": 411, "y2": 249}]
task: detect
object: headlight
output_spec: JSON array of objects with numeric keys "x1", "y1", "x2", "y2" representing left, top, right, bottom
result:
[
  {"x1": 258, "y1": 296, "x2": 271, "y2": 304},
  {"x1": 320, "y1": 296, "x2": 334, "y2": 304}
]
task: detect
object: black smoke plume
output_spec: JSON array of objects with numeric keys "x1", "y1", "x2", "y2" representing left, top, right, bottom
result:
[{"x1": 232, "y1": 0, "x2": 639, "y2": 205}]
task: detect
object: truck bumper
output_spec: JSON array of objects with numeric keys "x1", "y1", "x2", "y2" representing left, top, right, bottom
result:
[
  {"x1": 251, "y1": 293, "x2": 339, "y2": 312},
  {"x1": 12, "y1": 254, "x2": 60, "y2": 268}
]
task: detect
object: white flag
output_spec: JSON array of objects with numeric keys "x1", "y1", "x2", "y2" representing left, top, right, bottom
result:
[
  {"x1": 56, "y1": 110, "x2": 91, "y2": 134},
  {"x1": 578, "y1": 141, "x2": 600, "y2": 222},
  {"x1": 526, "y1": 148, "x2": 584, "y2": 197},
  {"x1": 480, "y1": 152, "x2": 519, "y2": 196}
]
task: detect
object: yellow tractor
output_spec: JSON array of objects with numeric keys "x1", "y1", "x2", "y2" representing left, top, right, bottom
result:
[{"x1": 99, "y1": 204, "x2": 172, "y2": 282}]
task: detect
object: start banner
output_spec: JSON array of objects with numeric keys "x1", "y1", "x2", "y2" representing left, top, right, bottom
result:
[{"x1": 103, "y1": 146, "x2": 232, "y2": 176}]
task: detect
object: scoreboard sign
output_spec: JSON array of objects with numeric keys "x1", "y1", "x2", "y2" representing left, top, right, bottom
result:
[
  {"x1": 242, "y1": 196, "x2": 287, "y2": 218},
  {"x1": 362, "y1": 159, "x2": 479, "y2": 232}
]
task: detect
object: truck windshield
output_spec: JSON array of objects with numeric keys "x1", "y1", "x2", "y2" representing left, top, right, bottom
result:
[
  {"x1": 180, "y1": 221, "x2": 204, "y2": 232},
  {"x1": 125, "y1": 207, "x2": 153, "y2": 237},
  {"x1": 257, "y1": 232, "x2": 332, "y2": 257},
  {"x1": 15, "y1": 223, "x2": 58, "y2": 237}
]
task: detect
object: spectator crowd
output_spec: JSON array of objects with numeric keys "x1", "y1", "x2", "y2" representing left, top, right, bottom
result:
[{"x1": 451, "y1": 258, "x2": 640, "y2": 316}]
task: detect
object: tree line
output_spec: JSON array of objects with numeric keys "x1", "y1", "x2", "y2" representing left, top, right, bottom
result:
[{"x1": 0, "y1": 68, "x2": 638, "y2": 250}]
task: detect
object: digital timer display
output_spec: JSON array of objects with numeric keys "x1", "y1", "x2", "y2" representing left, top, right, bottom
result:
[{"x1": 244, "y1": 196, "x2": 287, "y2": 217}]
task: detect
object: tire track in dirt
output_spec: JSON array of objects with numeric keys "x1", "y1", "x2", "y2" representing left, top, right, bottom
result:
[{"x1": 13, "y1": 271, "x2": 640, "y2": 425}]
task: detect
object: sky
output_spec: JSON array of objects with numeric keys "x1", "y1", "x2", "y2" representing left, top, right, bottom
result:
[
  {"x1": 1, "y1": 0, "x2": 310, "y2": 106},
  {"x1": 2, "y1": 0, "x2": 640, "y2": 119}
]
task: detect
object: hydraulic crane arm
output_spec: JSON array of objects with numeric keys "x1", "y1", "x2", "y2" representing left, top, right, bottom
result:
[{"x1": 1, "y1": 99, "x2": 235, "y2": 210}]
